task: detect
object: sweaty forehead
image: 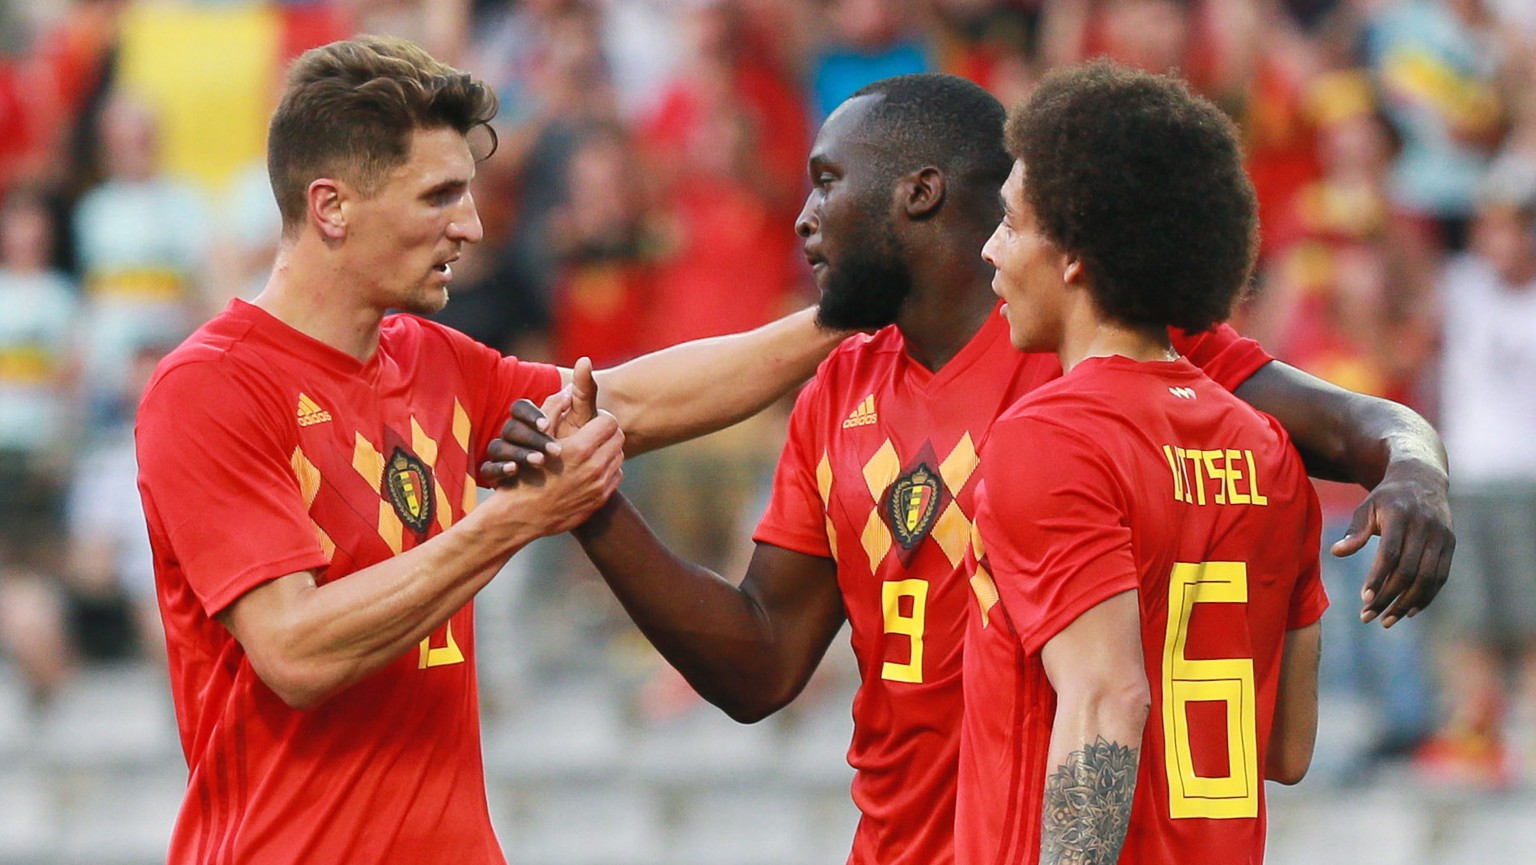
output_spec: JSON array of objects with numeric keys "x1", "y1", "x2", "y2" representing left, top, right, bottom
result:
[{"x1": 811, "y1": 94, "x2": 890, "y2": 164}]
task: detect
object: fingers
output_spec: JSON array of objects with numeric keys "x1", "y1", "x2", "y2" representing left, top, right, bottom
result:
[
  {"x1": 477, "y1": 459, "x2": 516, "y2": 487},
  {"x1": 484, "y1": 400, "x2": 560, "y2": 480},
  {"x1": 512, "y1": 398, "x2": 553, "y2": 435},
  {"x1": 1352, "y1": 497, "x2": 1456, "y2": 628},
  {"x1": 1329, "y1": 505, "x2": 1376, "y2": 559},
  {"x1": 1370, "y1": 514, "x2": 1428, "y2": 627},
  {"x1": 1357, "y1": 510, "x2": 1403, "y2": 624},
  {"x1": 569, "y1": 356, "x2": 599, "y2": 428},
  {"x1": 538, "y1": 389, "x2": 574, "y2": 444},
  {"x1": 1378, "y1": 526, "x2": 1454, "y2": 627}
]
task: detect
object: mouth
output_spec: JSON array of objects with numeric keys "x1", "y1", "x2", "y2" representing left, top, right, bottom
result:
[{"x1": 432, "y1": 255, "x2": 459, "y2": 281}]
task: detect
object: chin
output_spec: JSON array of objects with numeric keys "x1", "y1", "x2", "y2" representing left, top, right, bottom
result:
[{"x1": 399, "y1": 287, "x2": 450, "y2": 317}]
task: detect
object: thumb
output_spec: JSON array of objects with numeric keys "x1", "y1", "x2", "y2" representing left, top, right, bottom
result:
[
  {"x1": 570, "y1": 357, "x2": 598, "y2": 427},
  {"x1": 1330, "y1": 502, "x2": 1376, "y2": 558}
]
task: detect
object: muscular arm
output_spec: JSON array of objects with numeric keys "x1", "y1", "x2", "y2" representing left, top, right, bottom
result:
[
  {"x1": 1235, "y1": 360, "x2": 1453, "y2": 625},
  {"x1": 572, "y1": 493, "x2": 847, "y2": 723},
  {"x1": 220, "y1": 416, "x2": 625, "y2": 710},
  {"x1": 1037, "y1": 589, "x2": 1151, "y2": 865},
  {"x1": 1267, "y1": 622, "x2": 1322, "y2": 785},
  {"x1": 582, "y1": 306, "x2": 846, "y2": 456}
]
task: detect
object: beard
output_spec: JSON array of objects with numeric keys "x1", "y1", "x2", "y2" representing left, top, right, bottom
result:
[{"x1": 815, "y1": 220, "x2": 914, "y2": 330}]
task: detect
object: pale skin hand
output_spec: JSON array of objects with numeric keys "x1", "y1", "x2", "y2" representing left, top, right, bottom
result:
[{"x1": 218, "y1": 409, "x2": 624, "y2": 710}]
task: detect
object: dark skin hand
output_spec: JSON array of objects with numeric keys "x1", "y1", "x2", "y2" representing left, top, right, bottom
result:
[
  {"x1": 485, "y1": 359, "x2": 1456, "y2": 629},
  {"x1": 1233, "y1": 361, "x2": 1454, "y2": 628}
]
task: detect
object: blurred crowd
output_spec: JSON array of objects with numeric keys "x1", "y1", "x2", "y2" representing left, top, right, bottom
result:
[{"x1": 1, "y1": 0, "x2": 1535, "y2": 795}]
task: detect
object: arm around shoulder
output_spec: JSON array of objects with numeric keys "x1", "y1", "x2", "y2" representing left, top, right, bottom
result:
[{"x1": 1235, "y1": 360, "x2": 1454, "y2": 625}]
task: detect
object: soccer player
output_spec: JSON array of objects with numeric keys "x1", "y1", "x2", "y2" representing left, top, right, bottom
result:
[
  {"x1": 133, "y1": 38, "x2": 843, "y2": 865},
  {"x1": 956, "y1": 61, "x2": 1323, "y2": 865},
  {"x1": 504, "y1": 72, "x2": 1452, "y2": 865}
]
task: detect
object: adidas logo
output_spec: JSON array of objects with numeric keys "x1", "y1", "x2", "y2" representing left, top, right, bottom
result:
[
  {"x1": 297, "y1": 393, "x2": 333, "y2": 426},
  {"x1": 1168, "y1": 387, "x2": 1196, "y2": 400},
  {"x1": 843, "y1": 394, "x2": 878, "y2": 428}
]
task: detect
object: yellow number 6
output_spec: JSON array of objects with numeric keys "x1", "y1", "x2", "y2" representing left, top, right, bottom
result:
[{"x1": 1161, "y1": 561, "x2": 1258, "y2": 819}]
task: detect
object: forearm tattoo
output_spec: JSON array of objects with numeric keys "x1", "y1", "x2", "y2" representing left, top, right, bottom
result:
[{"x1": 1040, "y1": 736, "x2": 1139, "y2": 865}]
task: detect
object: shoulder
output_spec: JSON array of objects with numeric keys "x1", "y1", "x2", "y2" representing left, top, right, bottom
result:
[
  {"x1": 1002, "y1": 361, "x2": 1128, "y2": 422},
  {"x1": 379, "y1": 313, "x2": 491, "y2": 367},
  {"x1": 817, "y1": 326, "x2": 904, "y2": 377},
  {"x1": 139, "y1": 309, "x2": 283, "y2": 422},
  {"x1": 796, "y1": 326, "x2": 904, "y2": 405}
]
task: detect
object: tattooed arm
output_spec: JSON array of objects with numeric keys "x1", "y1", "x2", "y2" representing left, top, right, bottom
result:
[{"x1": 1038, "y1": 590, "x2": 1152, "y2": 865}]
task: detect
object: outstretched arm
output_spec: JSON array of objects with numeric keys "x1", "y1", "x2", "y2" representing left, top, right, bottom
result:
[
  {"x1": 1234, "y1": 361, "x2": 1453, "y2": 627},
  {"x1": 580, "y1": 306, "x2": 847, "y2": 456},
  {"x1": 1036, "y1": 590, "x2": 1151, "y2": 865}
]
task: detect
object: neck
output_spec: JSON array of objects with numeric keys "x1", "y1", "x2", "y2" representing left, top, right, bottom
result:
[
  {"x1": 894, "y1": 231, "x2": 998, "y2": 371},
  {"x1": 254, "y1": 238, "x2": 385, "y2": 362},
  {"x1": 1058, "y1": 304, "x2": 1175, "y2": 374}
]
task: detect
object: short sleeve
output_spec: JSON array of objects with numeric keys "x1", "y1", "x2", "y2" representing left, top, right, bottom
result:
[
  {"x1": 1287, "y1": 472, "x2": 1330, "y2": 630},
  {"x1": 978, "y1": 416, "x2": 1138, "y2": 655},
  {"x1": 136, "y1": 361, "x2": 331, "y2": 616},
  {"x1": 753, "y1": 378, "x2": 834, "y2": 558},
  {"x1": 1172, "y1": 323, "x2": 1273, "y2": 393}
]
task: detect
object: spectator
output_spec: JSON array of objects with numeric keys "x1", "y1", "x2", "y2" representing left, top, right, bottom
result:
[
  {"x1": 0, "y1": 186, "x2": 78, "y2": 571},
  {"x1": 1418, "y1": 153, "x2": 1536, "y2": 787},
  {"x1": 1364, "y1": 0, "x2": 1504, "y2": 254},
  {"x1": 73, "y1": 91, "x2": 208, "y2": 431}
]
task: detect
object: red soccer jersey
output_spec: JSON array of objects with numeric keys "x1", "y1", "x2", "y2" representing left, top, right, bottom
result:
[
  {"x1": 753, "y1": 307, "x2": 1274, "y2": 865},
  {"x1": 955, "y1": 355, "x2": 1327, "y2": 865},
  {"x1": 136, "y1": 299, "x2": 562, "y2": 865}
]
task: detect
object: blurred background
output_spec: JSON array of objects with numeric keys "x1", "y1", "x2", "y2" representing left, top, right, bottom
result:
[{"x1": 0, "y1": 0, "x2": 1534, "y2": 863}]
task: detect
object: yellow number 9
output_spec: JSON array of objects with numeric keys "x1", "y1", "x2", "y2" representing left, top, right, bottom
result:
[{"x1": 881, "y1": 579, "x2": 928, "y2": 683}]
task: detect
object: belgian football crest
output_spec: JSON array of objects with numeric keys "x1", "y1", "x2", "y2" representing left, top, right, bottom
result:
[
  {"x1": 385, "y1": 448, "x2": 435, "y2": 534},
  {"x1": 886, "y1": 463, "x2": 941, "y2": 549}
]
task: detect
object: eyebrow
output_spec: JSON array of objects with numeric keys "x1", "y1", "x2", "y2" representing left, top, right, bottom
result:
[{"x1": 424, "y1": 178, "x2": 471, "y2": 197}]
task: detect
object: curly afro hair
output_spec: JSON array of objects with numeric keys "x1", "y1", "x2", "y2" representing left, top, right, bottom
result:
[{"x1": 1006, "y1": 61, "x2": 1257, "y2": 332}]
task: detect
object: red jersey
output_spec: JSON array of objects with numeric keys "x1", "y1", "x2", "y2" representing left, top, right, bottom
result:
[
  {"x1": 753, "y1": 307, "x2": 1274, "y2": 865},
  {"x1": 136, "y1": 299, "x2": 562, "y2": 865},
  {"x1": 956, "y1": 355, "x2": 1326, "y2": 865}
]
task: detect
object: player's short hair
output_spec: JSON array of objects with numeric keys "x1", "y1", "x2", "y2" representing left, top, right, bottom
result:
[
  {"x1": 267, "y1": 36, "x2": 498, "y2": 235},
  {"x1": 849, "y1": 73, "x2": 1012, "y2": 215},
  {"x1": 1006, "y1": 61, "x2": 1257, "y2": 332}
]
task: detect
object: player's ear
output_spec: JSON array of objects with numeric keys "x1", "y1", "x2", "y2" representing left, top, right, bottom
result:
[
  {"x1": 1063, "y1": 256, "x2": 1086, "y2": 286},
  {"x1": 898, "y1": 166, "x2": 946, "y2": 220},
  {"x1": 308, "y1": 178, "x2": 347, "y2": 240}
]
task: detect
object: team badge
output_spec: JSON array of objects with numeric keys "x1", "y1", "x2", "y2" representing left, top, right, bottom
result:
[
  {"x1": 886, "y1": 463, "x2": 941, "y2": 549},
  {"x1": 385, "y1": 448, "x2": 435, "y2": 534}
]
